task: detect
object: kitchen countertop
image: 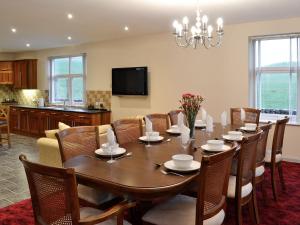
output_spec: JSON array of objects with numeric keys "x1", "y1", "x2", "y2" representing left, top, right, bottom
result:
[{"x1": 10, "y1": 105, "x2": 110, "y2": 114}]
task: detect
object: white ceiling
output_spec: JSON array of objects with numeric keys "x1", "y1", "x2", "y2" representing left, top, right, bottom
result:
[{"x1": 0, "y1": 0, "x2": 300, "y2": 52}]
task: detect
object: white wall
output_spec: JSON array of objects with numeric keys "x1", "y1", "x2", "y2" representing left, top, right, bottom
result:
[{"x1": 14, "y1": 17, "x2": 300, "y2": 161}]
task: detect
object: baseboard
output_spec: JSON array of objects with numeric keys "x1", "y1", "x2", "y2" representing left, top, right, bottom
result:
[{"x1": 283, "y1": 156, "x2": 300, "y2": 163}]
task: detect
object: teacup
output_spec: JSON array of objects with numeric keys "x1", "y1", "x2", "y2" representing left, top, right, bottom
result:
[
  {"x1": 245, "y1": 123, "x2": 257, "y2": 130},
  {"x1": 228, "y1": 131, "x2": 243, "y2": 139},
  {"x1": 172, "y1": 154, "x2": 193, "y2": 169},
  {"x1": 146, "y1": 131, "x2": 159, "y2": 140},
  {"x1": 195, "y1": 119, "x2": 205, "y2": 126},
  {"x1": 102, "y1": 143, "x2": 119, "y2": 153},
  {"x1": 170, "y1": 125, "x2": 180, "y2": 132},
  {"x1": 207, "y1": 140, "x2": 224, "y2": 150}
]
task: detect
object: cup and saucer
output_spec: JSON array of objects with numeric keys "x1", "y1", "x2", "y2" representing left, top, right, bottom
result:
[
  {"x1": 194, "y1": 120, "x2": 206, "y2": 128},
  {"x1": 166, "y1": 125, "x2": 181, "y2": 135},
  {"x1": 222, "y1": 131, "x2": 243, "y2": 141},
  {"x1": 164, "y1": 154, "x2": 201, "y2": 172},
  {"x1": 240, "y1": 123, "x2": 257, "y2": 132},
  {"x1": 95, "y1": 143, "x2": 126, "y2": 157},
  {"x1": 139, "y1": 131, "x2": 164, "y2": 142},
  {"x1": 201, "y1": 140, "x2": 231, "y2": 152}
]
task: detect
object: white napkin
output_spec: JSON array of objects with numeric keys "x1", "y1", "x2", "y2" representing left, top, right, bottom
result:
[
  {"x1": 206, "y1": 115, "x2": 214, "y2": 133},
  {"x1": 201, "y1": 108, "x2": 207, "y2": 122},
  {"x1": 240, "y1": 108, "x2": 246, "y2": 122},
  {"x1": 221, "y1": 111, "x2": 227, "y2": 127},
  {"x1": 177, "y1": 112, "x2": 185, "y2": 128},
  {"x1": 107, "y1": 127, "x2": 117, "y2": 146},
  {"x1": 180, "y1": 124, "x2": 190, "y2": 145},
  {"x1": 145, "y1": 116, "x2": 153, "y2": 132}
]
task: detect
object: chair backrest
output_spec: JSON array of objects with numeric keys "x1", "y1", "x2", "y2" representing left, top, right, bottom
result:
[
  {"x1": 19, "y1": 154, "x2": 80, "y2": 225},
  {"x1": 56, "y1": 126, "x2": 100, "y2": 163},
  {"x1": 145, "y1": 114, "x2": 170, "y2": 133},
  {"x1": 256, "y1": 122, "x2": 272, "y2": 166},
  {"x1": 112, "y1": 118, "x2": 143, "y2": 145},
  {"x1": 271, "y1": 117, "x2": 289, "y2": 158},
  {"x1": 236, "y1": 132, "x2": 261, "y2": 197},
  {"x1": 168, "y1": 110, "x2": 184, "y2": 126},
  {"x1": 230, "y1": 108, "x2": 261, "y2": 125},
  {"x1": 196, "y1": 144, "x2": 237, "y2": 225},
  {"x1": 0, "y1": 105, "x2": 9, "y2": 121}
]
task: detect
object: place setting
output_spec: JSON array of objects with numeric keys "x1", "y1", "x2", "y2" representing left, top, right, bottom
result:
[
  {"x1": 195, "y1": 108, "x2": 207, "y2": 129},
  {"x1": 201, "y1": 139, "x2": 231, "y2": 153},
  {"x1": 239, "y1": 123, "x2": 258, "y2": 133},
  {"x1": 139, "y1": 116, "x2": 164, "y2": 147},
  {"x1": 222, "y1": 130, "x2": 244, "y2": 141}
]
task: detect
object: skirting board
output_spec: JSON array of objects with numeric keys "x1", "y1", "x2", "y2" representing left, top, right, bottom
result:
[{"x1": 283, "y1": 156, "x2": 300, "y2": 163}]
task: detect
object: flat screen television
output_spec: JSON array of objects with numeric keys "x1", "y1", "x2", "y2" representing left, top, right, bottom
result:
[{"x1": 112, "y1": 67, "x2": 148, "y2": 96}]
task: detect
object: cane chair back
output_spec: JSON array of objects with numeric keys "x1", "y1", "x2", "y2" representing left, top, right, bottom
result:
[
  {"x1": 271, "y1": 117, "x2": 289, "y2": 160},
  {"x1": 145, "y1": 114, "x2": 170, "y2": 133},
  {"x1": 56, "y1": 126, "x2": 100, "y2": 163},
  {"x1": 256, "y1": 122, "x2": 272, "y2": 166},
  {"x1": 0, "y1": 105, "x2": 11, "y2": 148},
  {"x1": 168, "y1": 110, "x2": 184, "y2": 126},
  {"x1": 0, "y1": 105, "x2": 9, "y2": 121},
  {"x1": 196, "y1": 144, "x2": 236, "y2": 224},
  {"x1": 112, "y1": 119, "x2": 143, "y2": 145},
  {"x1": 230, "y1": 108, "x2": 261, "y2": 126},
  {"x1": 19, "y1": 154, "x2": 80, "y2": 225}
]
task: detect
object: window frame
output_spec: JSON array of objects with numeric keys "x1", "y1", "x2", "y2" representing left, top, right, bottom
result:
[
  {"x1": 249, "y1": 34, "x2": 300, "y2": 123},
  {"x1": 49, "y1": 53, "x2": 86, "y2": 106}
]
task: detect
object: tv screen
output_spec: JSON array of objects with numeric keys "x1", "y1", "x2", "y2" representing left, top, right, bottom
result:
[{"x1": 112, "y1": 67, "x2": 148, "y2": 96}]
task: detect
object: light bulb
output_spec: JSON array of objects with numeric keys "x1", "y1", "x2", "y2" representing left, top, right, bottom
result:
[
  {"x1": 182, "y1": 16, "x2": 189, "y2": 25},
  {"x1": 207, "y1": 25, "x2": 213, "y2": 37},
  {"x1": 202, "y1": 15, "x2": 208, "y2": 24},
  {"x1": 191, "y1": 26, "x2": 197, "y2": 36},
  {"x1": 177, "y1": 23, "x2": 183, "y2": 36},
  {"x1": 173, "y1": 20, "x2": 179, "y2": 28},
  {"x1": 217, "y1": 18, "x2": 223, "y2": 26}
]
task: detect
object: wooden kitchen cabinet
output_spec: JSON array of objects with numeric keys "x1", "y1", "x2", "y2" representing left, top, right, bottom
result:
[
  {"x1": 9, "y1": 107, "x2": 20, "y2": 132},
  {"x1": 13, "y1": 59, "x2": 37, "y2": 89},
  {"x1": 0, "y1": 61, "x2": 14, "y2": 84},
  {"x1": 28, "y1": 110, "x2": 40, "y2": 136}
]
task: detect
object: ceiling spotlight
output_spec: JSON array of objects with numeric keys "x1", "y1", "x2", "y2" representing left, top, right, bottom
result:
[
  {"x1": 67, "y1": 13, "x2": 73, "y2": 19},
  {"x1": 26, "y1": 43, "x2": 30, "y2": 47},
  {"x1": 11, "y1": 28, "x2": 17, "y2": 33},
  {"x1": 124, "y1": 26, "x2": 129, "y2": 31},
  {"x1": 67, "y1": 36, "x2": 72, "y2": 40}
]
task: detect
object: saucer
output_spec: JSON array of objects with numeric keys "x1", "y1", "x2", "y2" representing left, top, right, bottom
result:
[
  {"x1": 201, "y1": 144, "x2": 231, "y2": 152},
  {"x1": 240, "y1": 127, "x2": 256, "y2": 132},
  {"x1": 139, "y1": 136, "x2": 164, "y2": 142},
  {"x1": 222, "y1": 135, "x2": 243, "y2": 141},
  {"x1": 95, "y1": 148, "x2": 126, "y2": 157},
  {"x1": 164, "y1": 160, "x2": 201, "y2": 172},
  {"x1": 166, "y1": 129, "x2": 181, "y2": 135},
  {"x1": 195, "y1": 122, "x2": 206, "y2": 128}
]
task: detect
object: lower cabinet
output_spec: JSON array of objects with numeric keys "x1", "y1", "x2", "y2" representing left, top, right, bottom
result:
[{"x1": 10, "y1": 107, "x2": 111, "y2": 137}]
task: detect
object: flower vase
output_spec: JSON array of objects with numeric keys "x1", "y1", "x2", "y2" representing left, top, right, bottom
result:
[{"x1": 187, "y1": 114, "x2": 197, "y2": 139}]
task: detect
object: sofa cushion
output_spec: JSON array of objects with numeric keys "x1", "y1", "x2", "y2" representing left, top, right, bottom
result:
[
  {"x1": 58, "y1": 122, "x2": 71, "y2": 130},
  {"x1": 98, "y1": 124, "x2": 111, "y2": 134},
  {"x1": 45, "y1": 129, "x2": 59, "y2": 139}
]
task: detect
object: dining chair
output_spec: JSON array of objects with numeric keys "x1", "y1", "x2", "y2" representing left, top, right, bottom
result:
[
  {"x1": 145, "y1": 114, "x2": 170, "y2": 134},
  {"x1": 142, "y1": 144, "x2": 237, "y2": 225},
  {"x1": 227, "y1": 132, "x2": 261, "y2": 225},
  {"x1": 0, "y1": 105, "x2": 11, "y2": 148},
  {"x1": 112, "y1": 119, "x2": 143, "y2": 145},
  {"x1": 264, "y1": 116, "x2": 289, "y2": 201},
  {"x1": 230, "y1": 108, "x2": 261, "y2": 125},
  {"x1": 19, "y1": 154, "x2": 135, "y2": 225},
  {"x1": 56, "y1": 126, "x2": 118, "y2": 208},
  {"x1": 255, "y1": 122, "x2": 272, "y2": 196},
  {"x1": 168, "y1": 110, "x2": 184, "y2": 126}
]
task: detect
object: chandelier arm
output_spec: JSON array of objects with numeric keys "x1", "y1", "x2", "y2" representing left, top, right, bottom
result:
[{"x1": 175, "y1": 36, "x2": 189, "y2": 48}]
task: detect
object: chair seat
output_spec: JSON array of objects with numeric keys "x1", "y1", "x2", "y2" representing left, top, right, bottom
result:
[
  {"x1": 264, "y1": 149, "x2": 282, "y2": 163},
  {"x1": 255, "y1": 165, "x2": 265, "y2": 177},
  {"x1": 78, "y1": 184, "x2": 116, "y2": 206},
  {"x1": 0, "y1": 120, "x2": 7, "y2": 126},
  {"x1": 80, "y1": 207, "x2": 131, "y2": 225},
  {"x1": 142, "y1": 195, "x2": 225, "y2": 225},
  {"x1": 227, "y1": 176, "x2": 253, "y2": 198}
]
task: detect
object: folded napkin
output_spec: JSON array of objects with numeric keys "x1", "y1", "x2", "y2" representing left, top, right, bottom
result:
[
  {"x1": 206, "y1": 115, "x2": 214, "y2": 133},
  {"x1": 221, "y1": 111, "x2": 227, "y2": 127},
  {"x1": 240, "y1": 108, "x2": 246, "y2": 122},
  {"x1": 180, "y1": 124, "x2": 190, "y2": 145},
  {"x1": 145, "y1": 116, "x2": 153, "y2": 132},
  {"x1": 201, "y1": 108, "x2": 207, "y2": 122},
  {"x1": 177, "y1": 112, "x2": 185, "y2": 128},
  {"x1": 107, "y1": 127, "x2": 117, "y2": 146}
]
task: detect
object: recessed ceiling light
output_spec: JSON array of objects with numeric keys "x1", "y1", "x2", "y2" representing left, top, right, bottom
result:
[
  {"x1": 67, "y1": 13, "x2": 73, "y2": 19},
  {"x1": 26, "y1": 43, "x2": 30, "y2": 47},
  {"x1": 11, "y1": 28, "x2": 17, "y2": 33},
  {"x1": 67, "y1": 36, "x2": 72, "y2": 40},
  {"x1": 124, "y1": 26, "x2": 129, "y2": 31}
]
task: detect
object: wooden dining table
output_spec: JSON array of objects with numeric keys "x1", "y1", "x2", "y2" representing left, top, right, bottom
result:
[{"x1": 64, "y1": 123, "x2": 261, "y2": 201}]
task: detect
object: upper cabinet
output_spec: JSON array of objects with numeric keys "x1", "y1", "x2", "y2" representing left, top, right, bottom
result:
[
  {"x1": 0, "y1": 61, "x2": 14, "y2": 84},
  {"x1": 13, "y1": 59, "x2": 37, "y2": 89}
]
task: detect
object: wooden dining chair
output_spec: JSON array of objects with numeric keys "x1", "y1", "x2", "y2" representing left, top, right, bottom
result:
[
  {"x1": 112, "y1": 119, "x2": 143, "y2": 145},
  {"x1": 142, "y1": 144, "x2": 237, "y2": 225},
  {"x1": 227, "y1": 132, "x2": 261, "y2": 225},
  {"x1": 255, "y1": 122, "x2": 272, "y2": 195},
  {"x1": 0, "y1": 105, "x2": 11, "y2": 148},
  {"x1": 145, "y1": 114, "x2": 170, "y2": 134},
  {"x1": 19, "y1": 154, "x2": 134, "y2": 225},
  {"x1": 230, "y1": 108, "x2": 261, "y2": 126},
  {"x1": 264, "y1": 116, "x2": 289, "y2": 201},
  {"x1": 168, "y1": 110, "x2": 184, "y2": 126},
  {"x1": 56, "y1": 126, "x2": 118, "y2": 208}
]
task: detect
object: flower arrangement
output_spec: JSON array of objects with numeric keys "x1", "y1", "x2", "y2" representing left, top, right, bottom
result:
[{"x1": 180, "y1": 93, "x2": 204, "y2": 137}]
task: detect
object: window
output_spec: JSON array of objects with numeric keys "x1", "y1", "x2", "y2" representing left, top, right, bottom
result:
[
  {"x1": 249, "y1": 34, "x2": 300, "y2": 122},
  {"x1": 49, "y1": 54, "x2": 86, "y2": 105}
]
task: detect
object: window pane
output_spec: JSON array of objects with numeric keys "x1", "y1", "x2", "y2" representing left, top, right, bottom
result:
[
  {"x1": 72, "y1": 77, "x2": 83, "y2": 103},
  {"x1": 54, "y1": 78, "x2": 68, "y2": 101},
  {"x1": 53, "y1": 58, "x2": 69, "y2": 75},
  {"x1": 71, "y1": 56, "x2": 83, "y2": 74}
]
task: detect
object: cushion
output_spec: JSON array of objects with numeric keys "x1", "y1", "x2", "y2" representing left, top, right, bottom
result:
[
  {"x1": 0, "y1": 120, "x2": 7, "y2": 126},
  {"x1": 77, "y1": 185, "x2": 116, "y2": 206},
  {"x1": 227, "y1": 176, "x2": 252, "y2": 198},
  {"x1": 264, "y1": 149, "x2": 282, "y2": 163},
  {"x1": 98, "y1": 124, "x2": 112, "y2": 134},
  {"x1": 142, "y1": 195, "x2": 225, "y2": 225},
  {"x1": 255, "y1": 165, "x2": 265, "y2": 177},
  {"x1": 80, "y1": 207, "x2": 131, "y2": 225},
  {"x1": 45, "y1": 129, "x2": 59, "y2": 139},
  {"x1": 58, "y1": 122, "x2": 71, "y2": 130}
]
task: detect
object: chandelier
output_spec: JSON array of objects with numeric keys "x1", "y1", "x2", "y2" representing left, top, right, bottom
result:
[{"x1": 172, "y1": 7, "x2": 224, "y2": 49}]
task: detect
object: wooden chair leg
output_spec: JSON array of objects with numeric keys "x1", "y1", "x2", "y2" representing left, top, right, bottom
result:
[
  {"x1": 7, "y1": 128, "x2": 11, "y2": 148},
  {"x1": 252, "y1": 189, "x2": 260, "y2": 224},
  {"x1": 271, "y1": 166, "x2": 278, "y2": 201},
  {"x1": 236, "y1": 202, "x2": 243, "y2": 225},
  {"x1": 260, "y1": 179, "x2": 267, "y2": 204},
  {"x1": 277, "y1": 162, "x2": 285, "y2": 191}
]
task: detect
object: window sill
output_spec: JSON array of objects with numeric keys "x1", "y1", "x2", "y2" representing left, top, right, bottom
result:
[{"x1": 260, "y1": 113, "x2": 300, "y2": 126}]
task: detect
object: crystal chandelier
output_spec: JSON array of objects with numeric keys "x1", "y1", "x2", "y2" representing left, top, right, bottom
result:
[{"x1": 172, "y1": 7, "x2": 224, "y2": 49}]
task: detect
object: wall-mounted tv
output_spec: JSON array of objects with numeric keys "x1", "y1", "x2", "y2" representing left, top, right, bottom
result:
[{"x1": 112, "y1": 66, "x2": 148, "y2": 96}]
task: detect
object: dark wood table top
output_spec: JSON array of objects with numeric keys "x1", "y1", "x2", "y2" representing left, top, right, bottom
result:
[{"x1": 64, "y1": 123, "x2": 260, "y2": 200}]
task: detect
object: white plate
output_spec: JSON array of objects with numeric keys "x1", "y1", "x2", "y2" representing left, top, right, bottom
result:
[
  {"x1": 164, "y1": 160, "x2": 201, "y2": 172},
  {"x1": 139, "y1": 136, "x2": 164, "y2": 142},
  {"x1": 222, "y1": 135, "x2": 243, "y2": 141},
  {"x1": 240, "y1": 127, "x2": 256, "y2": 131},
  {"x1": 201, "y1": 144, "x2": 231, "y2": 152},
  {"x1": 195, "y1": 123, "x2": 206, "y2": 128},
  {"x1": 166, "y1": 129, "x2": 181, "y2": 134},
  {"x1": 95, "y1": 147, "x2": 126, "y2": 157}
]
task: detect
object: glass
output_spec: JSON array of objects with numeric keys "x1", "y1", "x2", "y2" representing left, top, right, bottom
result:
[
  {"x1": 146, "y1": 132, "x2": 151, "y2": 147},
  {"x1": 107, "y1": 145, "x2": 116, "y2": 164},
  {"x1": 53, "y1": 58, "x2": 69, "y2": 75},
  {"x1": 71, "y1": 56, "x2": 83, "y2": 74},
  {"x1": 72, "y1": 77, "x2": 83, "y2": 103},
  {"x1": 54, "y1": 78, "x2": 68, "y2": 101},
  {"x1": 180, "y1": 134, "x2": 190, "y2": 149}
]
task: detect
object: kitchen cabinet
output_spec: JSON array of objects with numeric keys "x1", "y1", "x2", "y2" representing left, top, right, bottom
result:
[
  {"x1": 0, "y1": 61, "x2": 14, "y2": 84},
  {"x1": 13, "y1": 59, "x2": 37, "y2": 89}
]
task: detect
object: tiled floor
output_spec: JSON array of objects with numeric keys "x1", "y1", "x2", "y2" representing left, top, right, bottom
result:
[{"x1": 0, "y1": 134, "x2": 38, "y2": 208}]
